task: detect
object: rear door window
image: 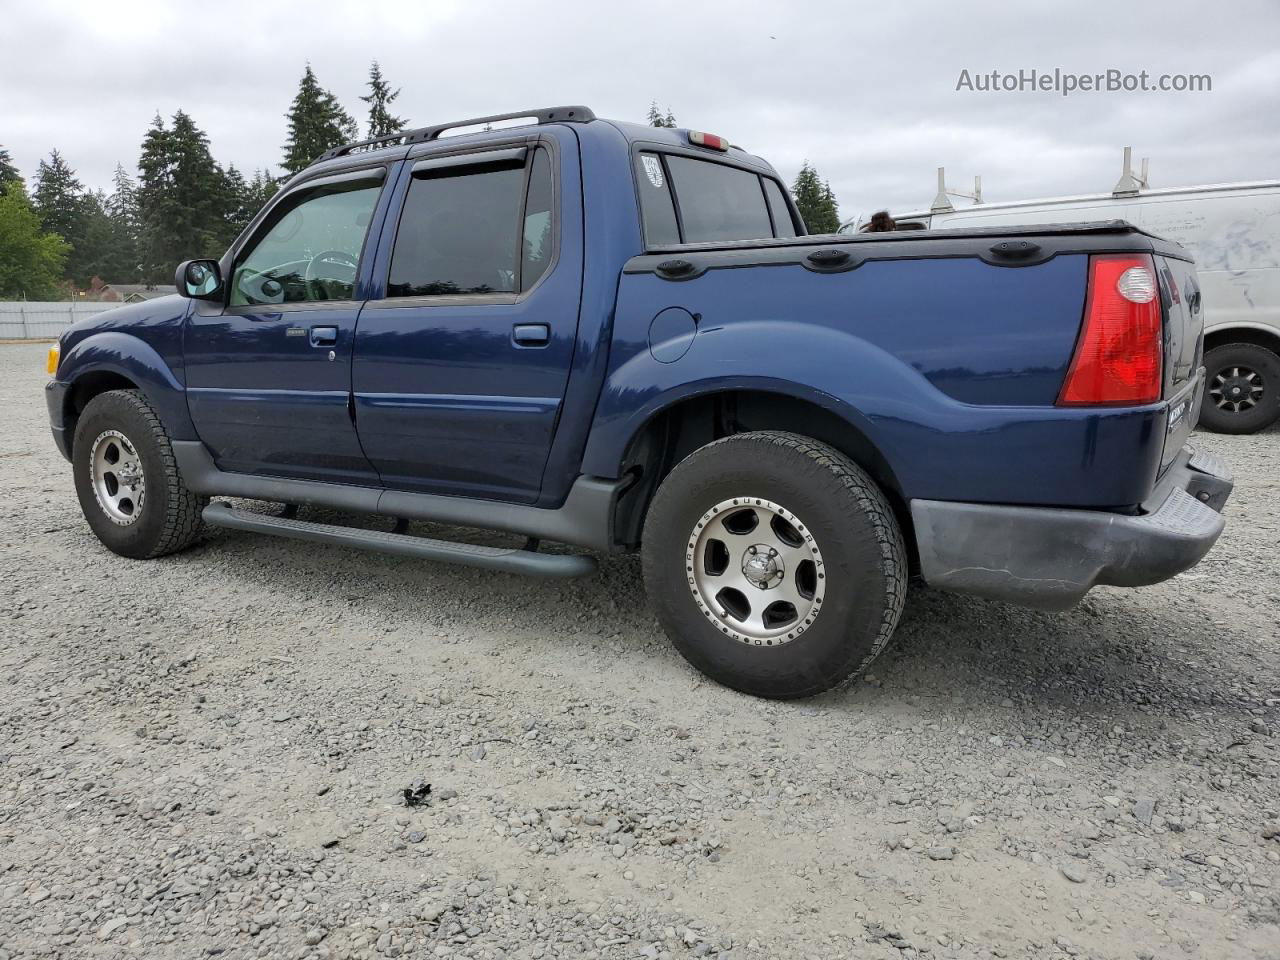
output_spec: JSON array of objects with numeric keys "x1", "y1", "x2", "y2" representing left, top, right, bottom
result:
[
  {"x1": 664, "y1": 155, "x2": 773, "y2": 243},
  {"x1": 387, "y1": 147, "x2": 556, "y2": 298}
]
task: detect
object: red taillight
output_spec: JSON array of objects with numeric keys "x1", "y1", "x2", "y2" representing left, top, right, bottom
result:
[
  {"x1": 687, "y1": 130, "x2": 729, "y2": 151},
  {"x1": 1058, "y1": 254, "x2": 1163, "y2": 406}
]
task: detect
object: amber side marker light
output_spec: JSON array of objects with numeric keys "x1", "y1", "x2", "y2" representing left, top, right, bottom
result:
[{"x1": 46, "y1": 343, "x2": 60, "y2": 375}]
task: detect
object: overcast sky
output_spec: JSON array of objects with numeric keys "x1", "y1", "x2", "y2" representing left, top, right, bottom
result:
[{"x1": 2, "y1": 0, "x2": 1276, "y2": 223}]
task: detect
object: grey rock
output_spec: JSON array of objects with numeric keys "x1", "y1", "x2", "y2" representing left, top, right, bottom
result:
[
  {"x1": 1133, "y1": 797, "x2": 1156, "y2": 825},
  {"x1": 1060, "y1": 862, "x2": 1088, "y2": 883}
]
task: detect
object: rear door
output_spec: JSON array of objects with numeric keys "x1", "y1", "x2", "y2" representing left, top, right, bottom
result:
[
  {"x1": 185, "y1": 168, "x2": 390, "y2": 483},
  {"x1": 351, "y1": 132, "x2": 583, "y2": 503}
]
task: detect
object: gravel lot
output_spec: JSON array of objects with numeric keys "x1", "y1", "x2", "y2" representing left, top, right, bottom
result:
[{"x1": 1, "y1": 340, "x2": 1277, "y2": 960}]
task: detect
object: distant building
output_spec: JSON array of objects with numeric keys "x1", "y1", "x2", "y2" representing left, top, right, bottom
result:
[{"x1": 86, "y1": 283, "x2": 178, "y2": 303}]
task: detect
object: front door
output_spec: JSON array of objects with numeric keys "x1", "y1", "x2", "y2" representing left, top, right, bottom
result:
[
  {"x1": 185, "y1": 168, "x2": 388, "y2": 483},
  {"x1": 351, "y1": 137, "x2": 583, "y2": 503}
]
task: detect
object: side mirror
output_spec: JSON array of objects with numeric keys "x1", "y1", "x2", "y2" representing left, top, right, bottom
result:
[{"x1": 175, "y1": 259, "x2": 223, "y2": 300}]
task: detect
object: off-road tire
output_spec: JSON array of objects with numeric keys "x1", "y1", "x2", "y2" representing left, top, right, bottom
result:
[
  {"x1": 641, "y1": 431, "x2": 907, "y2": 699},
  {"x1": 72, "y1": 389, "x2": 205, "y2": 559}
]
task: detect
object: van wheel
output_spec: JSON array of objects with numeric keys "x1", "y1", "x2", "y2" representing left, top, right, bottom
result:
[
  {"x1": 1199, "y1": 343, "x2": 1280, "y2": 434},
  {"x1": 72, "y1": 390, "x2": 206, "y2": 558},
  {"x1": 641, "y1": 431, "x2": 907, "y2": 699}
]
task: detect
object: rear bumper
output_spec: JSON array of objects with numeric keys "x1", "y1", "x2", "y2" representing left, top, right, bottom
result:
[{"x1": 911, "y1": 445, "x2": 1233, "y2": 611}]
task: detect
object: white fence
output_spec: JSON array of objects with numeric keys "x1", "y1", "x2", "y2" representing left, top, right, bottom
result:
[{"x1": 0, "y1": 302, "x2": 119, "y2": 340}]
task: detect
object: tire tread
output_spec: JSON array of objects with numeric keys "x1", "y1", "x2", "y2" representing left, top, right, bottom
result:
[
  {"x1": 79, "y1": 389, "x2": 205, "y2": 558},
  {"x1": 642, "y1": 430, "x2": 907, "y2": 698}
]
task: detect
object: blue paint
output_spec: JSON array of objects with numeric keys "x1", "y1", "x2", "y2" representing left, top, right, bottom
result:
[
  {"x1": 50, "y1": 298, "x2": 197, "y2": 444},
  {"x1": 648, "y1": 307, "x2": 698, "y2": 363},
  {"x1": 47, "y1": 114, "x2": 1198, "y2": 524}
]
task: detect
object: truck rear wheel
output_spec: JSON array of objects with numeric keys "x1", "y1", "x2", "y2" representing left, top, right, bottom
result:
[
  {"x1": 72, "y1": 389, "x2": 206, "y2": 559},
  {"x1": 1199, "y1": 342, "x2": 1280, "y2": 434},
  {"x1": 641, "y1": 431, "x2": 907, "y2": 699}
]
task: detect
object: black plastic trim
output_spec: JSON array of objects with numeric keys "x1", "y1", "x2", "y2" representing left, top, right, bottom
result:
[
  {"x1": 655, "y1": 258, "x2": 703, "y2": 281},
  {"x1": 411, "y1": 146, "x2": 527, "y2": 174},
  {"x1": 803, "y1": 248, "x2": 863, "y2": 274},
  {"x1": 203, "y1": 502, "x2": 596, "y2": 578},
  {"x1": 173, "y1": 441, "x2": 622, "y2": 551},
  {"x1": 315, "y1": 105, "x2": 595, "y2": 163},
  {"x1": 624, "y1": 220, "x2": 1192, "y2": 279},
  {"x1": 911, "y1": 444, "x2": 1232, "y2": 611}
]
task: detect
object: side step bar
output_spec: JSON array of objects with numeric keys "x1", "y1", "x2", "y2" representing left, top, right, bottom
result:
[{"x1": 202, "y1": 502, "x2": 596, "y2": 578}]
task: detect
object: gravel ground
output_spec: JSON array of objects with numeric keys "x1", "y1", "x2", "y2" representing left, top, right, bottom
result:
[{"x1": 1, "y1": 341, "x2": 1277, "y2": 960}]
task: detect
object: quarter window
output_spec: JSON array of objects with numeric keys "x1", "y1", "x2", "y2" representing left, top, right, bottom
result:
[
  {"x1": 230, "y1": 176, "x2": 383, "y2": 307},
  {"x1": 635, "y1": 152, "x2": 680, "y2": 246},
  {"x1": 387, "y1": 147, "x2": 555, "y2": 298},
  {"x1": 763, "y1": 177, "x2": 798, "y2": 238},
  {"x1": 521, "y1": 149, "x2": 554, "y2": 291}
]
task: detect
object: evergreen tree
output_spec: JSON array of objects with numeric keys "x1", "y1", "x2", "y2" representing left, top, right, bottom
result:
[
  {"x1": 819, "y1": 180, "x2": 841, "y2": 232},
  {"x1": 108, "y1": 164, "x2": 140, "y2": 232},
  {"x1": 282, "y1": 64, "x2": 358, "y2": 174},
  {"x1": 106, "y1": 164, "x2": 142, "y2": 280},
  {"x1": 75, "y1": 190, "x2": 125, "y2": 285},
  {"x1": 32, "y1": 150, "x2": 97, "y2": 284},
  {"x1": 136, "y1": 114, "x2": 175, "y2": 280},
  {"x1": 221, "y1": 165, "x2": 248, "y2": 244},
  {"x1": 137, "y1": 111, "x2": 233, "y2": 280},
  {"x1": 0, "y1": 181, "x2": 69, "y2": 299},
  {"x1": 221, "y1": 166, "x2": 278, "y2": 243},
  {"x1": 361, "y1": 61, "x2": 406, "y2": 139},
  {"x1": 101, "y1": 166, "x2": 143, "y2": 283},
  {"x1": 790, "y1": 161, "x2": 841, "y2": 234},
  {"x1": 32, "y1": 150, "x2": 85, "y2": 245},
  {"x1": 243, "y1": 170, "x2": 280, "y2": 220},
  {"x1": 0, "y1": 147, "x2": 22, "y2": 191},
  {"x1": 647, "y1": 102, "x2": 677, "y2": 128}
]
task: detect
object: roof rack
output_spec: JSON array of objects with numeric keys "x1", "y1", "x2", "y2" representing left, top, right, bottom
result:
[{"x1": 314, "y1": 105, "x2": 596, "y2": 164}]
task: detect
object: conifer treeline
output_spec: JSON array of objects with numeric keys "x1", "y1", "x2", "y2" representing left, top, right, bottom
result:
[
  {"x1": 3, "y1": 72, "x2": 844, "y2": 299},
  {"x1": 0, "y1": 62, "x2": 403, "y2": 298}
]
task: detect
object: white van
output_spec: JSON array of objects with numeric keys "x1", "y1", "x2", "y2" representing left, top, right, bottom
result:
[{"x1": 841, "y1": 179, "x2": 1280, "y2": 434}]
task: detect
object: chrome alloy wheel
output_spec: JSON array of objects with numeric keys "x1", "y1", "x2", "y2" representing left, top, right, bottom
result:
[
  {"x1": 686, "y1": 497, "x2": 826, "y2": 646},
  {"x1": 90, "y1": 429, "x2": 145, "y2": 525},
  {"x1": 1209, "y1": 365, "x2": 1265, "y2": 413}
]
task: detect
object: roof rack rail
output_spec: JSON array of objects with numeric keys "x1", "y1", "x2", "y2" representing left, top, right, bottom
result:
[{"x1": 314, "y1": 105, "x2": 596, "y2": 164}]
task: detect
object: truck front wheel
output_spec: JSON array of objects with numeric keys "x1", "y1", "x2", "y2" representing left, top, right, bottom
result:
[
  {"x1": 641, "y1": 431, "x2": 907, "y2": 699},
  {"x1": 72, "y1": 389, "x2": 206, "y2": 559}
]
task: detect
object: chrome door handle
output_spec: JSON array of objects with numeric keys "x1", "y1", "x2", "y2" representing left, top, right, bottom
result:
[
  {"x1": 513, "y1": 323, "x2": 550, "y2": 346},
  {"x1": 310, "y1": 326, "x2": 338, "y2": 347}
]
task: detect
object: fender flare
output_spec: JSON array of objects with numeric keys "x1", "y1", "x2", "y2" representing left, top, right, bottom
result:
[
  {"x1": 56, "y1": 331, "x2": 197, "y2": 441},
  {"x1": 580, "y1": 319, "x2": 932, "y2": 481}
]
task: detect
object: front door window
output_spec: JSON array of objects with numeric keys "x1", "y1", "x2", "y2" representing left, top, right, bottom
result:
[{"x1": 230, "y1": 176, "x2": 383, "y2": 307}]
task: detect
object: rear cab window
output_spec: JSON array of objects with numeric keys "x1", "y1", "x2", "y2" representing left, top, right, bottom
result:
[{"x1": 635, "y1": 150, "x2": 798, "y2": 247}]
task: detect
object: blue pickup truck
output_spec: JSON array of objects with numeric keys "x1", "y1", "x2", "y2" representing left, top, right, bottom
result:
[{"x1": 45, "y1": 106, "x2": 1233, "y2": 699}]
